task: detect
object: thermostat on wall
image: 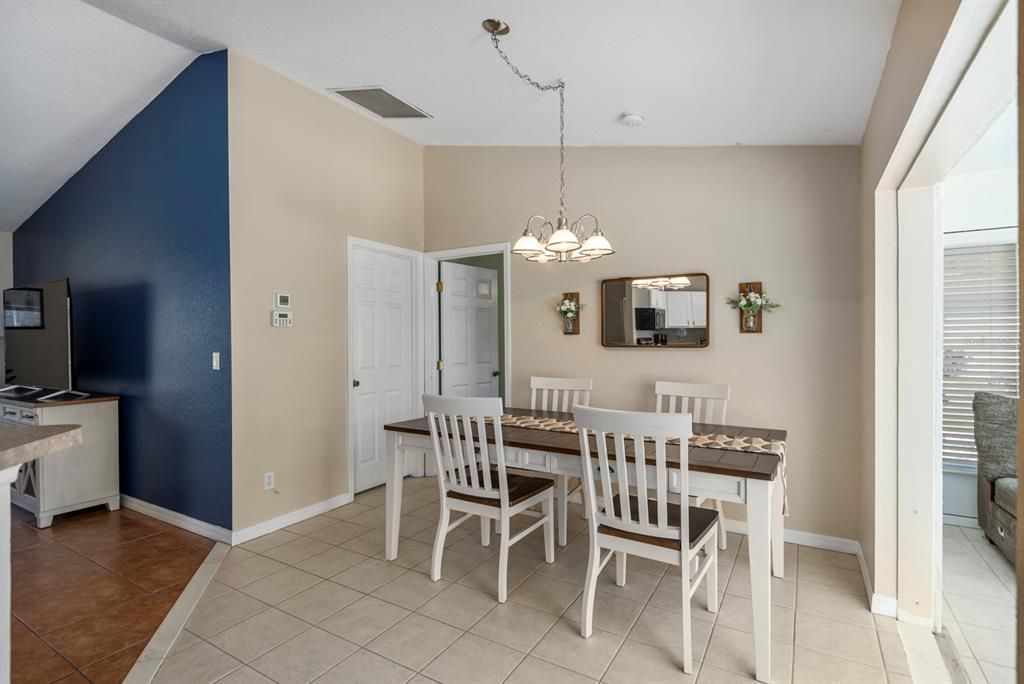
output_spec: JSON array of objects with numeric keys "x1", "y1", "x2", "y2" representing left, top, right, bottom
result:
[
  {"x1": 272, "y1": 310, "x2": 293, "y2": 327},
  {"x1": 274, "y1": 292, "x2": 291, "y2": 308}
]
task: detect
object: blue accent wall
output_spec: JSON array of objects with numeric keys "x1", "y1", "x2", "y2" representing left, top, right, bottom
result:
[{"x1": 14, "y1": 51, "x2": 232, "y2": 528}]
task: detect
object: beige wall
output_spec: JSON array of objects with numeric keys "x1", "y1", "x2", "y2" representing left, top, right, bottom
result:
[
  {"x1": 425, "y1": 146, "x2": 862, "y2": 539},
  {"x1": 228, "y1": 52, "x2": 424, "y2": 529},
  {"x1": 858, "y1": 0, "x2": 959, "y2": 597}
]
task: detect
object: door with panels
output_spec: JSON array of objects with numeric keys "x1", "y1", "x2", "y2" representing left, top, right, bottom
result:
[
  {"x1": 350, "y1": 245, "x2": 415, "y2": 492},
  {"x1": 439, "y1": 261, "x2": 500, "y2": 398}
]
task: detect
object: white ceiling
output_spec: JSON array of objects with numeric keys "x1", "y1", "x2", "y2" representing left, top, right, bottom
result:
[
  {"x1": 85, "y1": 0, "x2": 900, "y2": 149},
  {"x1": 0, "y1": 0, "x2": 196, "y2": 231}
]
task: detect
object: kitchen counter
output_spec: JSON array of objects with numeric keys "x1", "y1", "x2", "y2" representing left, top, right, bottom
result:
[{"x1": 0, "y1": 424, "x2": 81, "y2": 470}]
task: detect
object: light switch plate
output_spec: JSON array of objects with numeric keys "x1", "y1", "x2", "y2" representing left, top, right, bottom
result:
[{"x1": 212, "y1": 352, "x2": 221, "y2": 370}]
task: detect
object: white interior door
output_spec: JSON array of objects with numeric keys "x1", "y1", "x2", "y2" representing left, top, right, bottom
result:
[
  {"x1": 350, "y1": 245, "x2": 415, "y2": 492},
  {"x1": 440, "y1": 261, "x2": 499, "y2": 397}
]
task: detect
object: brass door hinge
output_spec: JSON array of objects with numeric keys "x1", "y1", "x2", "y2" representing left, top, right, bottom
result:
[
  {"x1": 436, "y1": 281, "x2": 444, "y2": 293},
  {"x1": 436, "y1": 360, "x2": 444, "y2": 371}
]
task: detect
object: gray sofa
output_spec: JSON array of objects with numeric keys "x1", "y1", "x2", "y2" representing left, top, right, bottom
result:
[{"x1": 974, "y1": 391, "x2": 1017, "y2": 564}]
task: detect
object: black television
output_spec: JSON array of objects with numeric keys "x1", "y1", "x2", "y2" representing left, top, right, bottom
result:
[{"x1": 4, "y1": 279, "x2": 74, "y2": 389}]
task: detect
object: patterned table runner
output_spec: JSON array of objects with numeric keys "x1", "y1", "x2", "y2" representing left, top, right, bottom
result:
[{"x1": 497, "y1": 413, "x2": 789, "y2": 515}]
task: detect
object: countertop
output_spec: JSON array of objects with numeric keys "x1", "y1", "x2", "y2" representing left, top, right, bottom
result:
[{"x1": 0, "y1": 424, "x2": 82, "y2": 470}]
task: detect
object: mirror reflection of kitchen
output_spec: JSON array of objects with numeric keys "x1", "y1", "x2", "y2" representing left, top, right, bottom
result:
[{"x1": 601, "y1": 274, "x2": 709, "y2": 348}]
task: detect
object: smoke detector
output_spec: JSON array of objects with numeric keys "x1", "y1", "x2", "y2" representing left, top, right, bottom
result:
[{"x1": 618, "y1": 112, "x2": 645, "y2": 127}]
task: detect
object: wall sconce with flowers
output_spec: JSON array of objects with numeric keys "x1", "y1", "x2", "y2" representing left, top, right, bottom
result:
[
  {"x1": 726, "y1": 282, "x2": 781, "y2": 333},
  {"x1": 557, "y1": 293, "x2": 582, "y2": 335}
]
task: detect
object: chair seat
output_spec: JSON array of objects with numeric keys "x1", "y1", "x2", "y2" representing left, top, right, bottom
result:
[
  {"x1": 447, "y1": 468, "x2": 554, "y2": 507},
  {"x1": 597, "y1": 495, "x2": 719, "y2": 550}
]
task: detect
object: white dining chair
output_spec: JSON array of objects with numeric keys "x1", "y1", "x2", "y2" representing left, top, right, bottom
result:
[
  {"x1": 530, "y1": 376, "x2": 593, "y2": 545},
  {"x1": 655, "y1": 380, "x2": 731, "y2": 550},
  {"x1": 574, "y1": 405, "x2": 718, "y2": 674},
  {"x1": 423, "y1": 394, "x2": 555, "y2": 602}
]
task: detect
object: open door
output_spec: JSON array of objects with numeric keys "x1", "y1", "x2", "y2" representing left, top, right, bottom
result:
[{"x1": 439, "y1": 261, "x2": 500, "y2": 397}]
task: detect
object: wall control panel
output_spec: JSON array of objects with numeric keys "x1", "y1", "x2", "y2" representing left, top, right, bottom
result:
[{"x1": 272, "y1": 310, "x2": 293, "y2": 327}]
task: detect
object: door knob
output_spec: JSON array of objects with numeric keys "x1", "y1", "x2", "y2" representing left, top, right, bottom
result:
[
  {"x1": 491, "y1": 371, "x2": 500, "y2": 377},
  {"x1": 352, "y1": 379, "x2": 360, "y2": 388}
]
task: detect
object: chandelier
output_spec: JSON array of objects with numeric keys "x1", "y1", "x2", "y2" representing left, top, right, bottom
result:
[{"x1": 483, "y1": 19, "x2": 614, "y2": 264}]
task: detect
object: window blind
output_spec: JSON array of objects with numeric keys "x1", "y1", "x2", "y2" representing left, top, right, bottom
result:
[{"x1": 942, "y1": 242, "x2": 1020, "y2": 467}]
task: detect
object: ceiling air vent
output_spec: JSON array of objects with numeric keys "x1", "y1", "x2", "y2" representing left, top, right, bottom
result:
[{"x1": 329, "y1": 87, "x2": 431, "y2": 119}]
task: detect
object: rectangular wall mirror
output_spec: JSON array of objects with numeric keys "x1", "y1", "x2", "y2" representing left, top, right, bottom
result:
[{"x1": 601, "y1": 273, "x2": 709, "y2": 348}]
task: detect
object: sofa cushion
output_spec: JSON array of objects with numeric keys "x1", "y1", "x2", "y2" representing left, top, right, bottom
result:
[
  {"x1": 973, "y1": 392, "x2": 1017, "y2": 482},
  {"x1": 995, "y1": 477, "x2": 1018, "y2": 517}
]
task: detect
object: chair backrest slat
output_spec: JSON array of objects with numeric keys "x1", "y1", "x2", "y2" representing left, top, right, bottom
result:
[
  {"x1": 575, "y1": 406, "x2": 692, "y2": 545},
  {"x1": 530, "y1": 376, "x2": 593, "y2": 413},
  {"x1": 654, "y1": 381, "x2": 730, "y2": 425},
  {"x1": 424, "y1": 394, "x2": 508, "y2": 505}
]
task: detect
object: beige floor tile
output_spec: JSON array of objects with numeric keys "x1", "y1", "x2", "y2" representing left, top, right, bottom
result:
[
  {"x1": 354, "y1": 487, "x2": 387, "y2": 507},
  {"x1": 621, "y1": 553, "x2": 672, "y2": 578},
  {"x1": 960, "y1": 623, "x2": 1016, "y2": 668},
  {"x1": 217, "y1": 555, "x2": 290, "y2": 589},
  {"x1": 703, "y1": 625, "x2": 792, "y2": 683},
  {"x1": 285, "y1": 515, "x2": 337, "y2": 536},
  {"x1": 319, "y1": 595, "x2": 410, "y2": 645},
  {"x1": 411, "y1": 524, "x2": 472, "y2": 548},
  {"x1": 715, "y1": 593, "x2": 794, "y2": 644},
  {"x1": 726, "y1": 566, "x2": 796, "y2": 608},
  {"x1": 876, "y1": 630, "x2": 910, "y2": 676},
  {"x1": 198, "y1": 580, "x2": 233, "y2": 604},
  {"x1": 794, "y1": 612, "x2": 882, "y2": 669},
  {"x1": 240, "y1": 530, "x2": 302, "y2": 554},
  {"x1": 323, "y1": 502, "x2": 376, "y2": 520},
  {"x1": 796, "y1": 583, "x2": 874, "y2": 628},
  {"x1": 978, "y1": 659, "x2": 1016, "y2": 684},
  {"x1": 168, "y1": 628, "x2": 203, "y2": 656},
  {"x1": 456, "y1": 556, "x2": 534, "y2": 596},
  {"x1": 531, "y1": 616, "x2": 623, "y2": 680},
  {"x1": 797, "y1": 547, "x2": 859, "y2": 572},
  {"x1": 398, "y1": 514, "x2": 436, "y2": 539},
  {"x1": 367, "y1": 613, "x2": 463, "y2": 671},
  {"x1": 332, "y1": 557, "x2": 407, "y2": 593},
  {"x1": 697, "y1": 664, "x2": 760, "y2": 683},
  {"x1": 945, "y1": 592, "x2": 1017, "y2": 633},
  {"x1": 509, "y1": 573, "x2": 583, "y2": 615},
  {"x1": 223, "y1": 547, "x2": 256, "y2": 567},
  {"x1": 873, "y1": 615, "x2": 898, "y2": 634},
  {"x1": 943, "y1": 614, "x2": 974, "y2": 659},
  {"x1": 340, "y1": 529, "x2": 388, "y2": 557},
  {"x1": 372, "y1": 570, "x2": 449, "y2": 610},
  {"x1": 308, "y1": 521, "x2": 373, "y2": 546},
  {"x1": 297, "y1": 547, "x2": 369, "y2": 578},
  {"x1": 796, "y1": 560, "x2": 865, "y2": 597},
  {"x1": 595, "y1": 561, "x2": 661, "y2": 603},
  {"x1": 944, "y1": 549, "x2": 992, "y2": 575},
  {"x1": 959, "y1": 656, "x2": 988, "y2": 684},
  {"x1": 313, "y1": 648, "x2": 416, "y2": 684},
  {"x1": 534, "y1": 550, "x2": 591, "y2": 584},
  {"x1": 349, "y1": 507, "x2": 388, "y2": 529},
  {"x1": 374, "y1": 539, "x2": 436, "y2": 569},
  {"x1": 277, "y1": 580, "x2": 363, "y2": 623},
  {"x1": 603, "y1": 638, "x2": 698, "y2": 684},
  {"x1": 412, "y1": 548, "x2": 485, "y2": 582},
  {"x1": 417, "y1": 583, "x2": 497, "y2": 629},
  {"x1": 505, "y1": 656, "x2": 596, "y2": 684},
  {"x1": 408, "y1": 501, "x2": 442, "y2": 522},
  {"x1": 263, "y1": 536, "x2": 333, "y2": 564},
  {"x1": 422, "y1": 632, "x2": 524, "y2": 684},
  {"x1": 186, "y1": 589, "x2": 269, "y2": 639},
  {"x1": 470, "y1": 601, "x2": 560, "y2": 653},
  {"x1": 943, "y1": 569, "x2": 1014, "y2": 605},
  {"x1": 628, "y1": 604, "x2": 713, "y2": 660},
  {"x1": 239, "y1": 567, "x2": 323, "y2": 604},
  {"x1": 251, "y1": 627, "x2": 357, "y2": 684},
  {"x1": 566, "y1": 593, "x2": 644, "y2": 636},
  {"x1": 648, "y1": 575, "x2": 721, "y2": 624},
  {"x1": 209, "y1": 607, "x2": 311, "y2": 663},
  {"x1": 791, "y1": 646, "x2": 885, "y2": 684},
  {"x1": 218, "y1": 665, "x2": 277, "y2": 684},
  {"x1": 152, "y1": 641, "x2": 243, "y2": 684}
]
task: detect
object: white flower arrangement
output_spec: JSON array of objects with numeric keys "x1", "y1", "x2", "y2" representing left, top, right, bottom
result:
[
  {"x1": 726, "y1": 290, "x2": 781, "y2": 314},
  {"x1": 556, "y1": 297, "x2": 582, "y2": 319}
]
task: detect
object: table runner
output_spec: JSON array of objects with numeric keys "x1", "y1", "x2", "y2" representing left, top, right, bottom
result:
[{"x1": 496, "y1": 413, "x2": 790, "y2": 515}]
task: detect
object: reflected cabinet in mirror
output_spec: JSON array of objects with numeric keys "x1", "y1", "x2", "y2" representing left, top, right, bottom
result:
[{"x1": 601, "y1": 274, "x2": 709, "y2": 348}]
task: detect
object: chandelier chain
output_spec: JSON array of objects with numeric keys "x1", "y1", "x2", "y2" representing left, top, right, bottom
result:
[{"x1": 490, "y1": 34, "x2": 566, "y2": 220}]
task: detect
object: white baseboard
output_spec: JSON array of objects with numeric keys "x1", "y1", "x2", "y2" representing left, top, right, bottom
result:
[
  {"x1": 121, "y1": 495, "x2": 232, "y2": 544},
  {"x1": 872, "y1": 593, "x2": 899, "y2": 617},
  {"x1": 230, "y1": 491, "x2": 354, "y2": 546},
  {"x1": 722, "y1": 518, "x2": 860, "y2": 554},
  {"x1": 942, "y1": 514, "x2": 980, "y2": 528}
]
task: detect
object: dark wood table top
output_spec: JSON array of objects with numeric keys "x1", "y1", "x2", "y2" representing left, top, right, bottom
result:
[{"x1": 384, "y1": 408, "x2": 784, "y2": 481}]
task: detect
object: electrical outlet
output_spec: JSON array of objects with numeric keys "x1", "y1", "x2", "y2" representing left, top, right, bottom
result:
[
  {"x1": 212, "y1": 352, "x2": 221, "y2": 370},
  {"x1": 264, "y1": 472, "x2": 275, "y2": 490}
]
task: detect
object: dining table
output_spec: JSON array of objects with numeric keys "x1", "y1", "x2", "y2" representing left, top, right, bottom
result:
[{"x1": 382, "y1": 407, "x2": 786, "y2": 683}]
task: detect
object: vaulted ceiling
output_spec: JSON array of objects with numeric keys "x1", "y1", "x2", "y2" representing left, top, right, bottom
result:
[{"x1": 2, "y1": 0, "x2": 902, "y2": 231}]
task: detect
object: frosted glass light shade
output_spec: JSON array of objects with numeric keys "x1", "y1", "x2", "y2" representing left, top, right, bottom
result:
[
  {"x1": 546, "y1": 227, "x2": 581, "y2": 253},
  {"x1": 578, "y1": 232, "x2": 614, "y2": 256},
  {"x1": 527, "y1": 249, "x2": 558, "y2": 263},
  {"x1": 512, "y1": 233, "x2": 544, "y2": 256}
]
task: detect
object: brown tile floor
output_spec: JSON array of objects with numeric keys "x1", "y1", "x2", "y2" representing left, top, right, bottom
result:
[{"x1": 10, "y1": 503, "x2": 214, "y2": 684}]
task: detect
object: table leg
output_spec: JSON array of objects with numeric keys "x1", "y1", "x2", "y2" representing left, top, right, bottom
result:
[
  {"x1": 746, "y1": 478, "x2": 772, "y2": 683},
  {"x1": 556, "y1": 475, "x2": 568, "y2": 547},
  {"x1": 771, "y1": 475, "x2": 785, "y2": 578},
  {"x1": 385, "y1": 431, "x2": 403, "y2": 561},
  {"x1": 1, "y1": 465, "x2": 21, "y2": 683}
]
